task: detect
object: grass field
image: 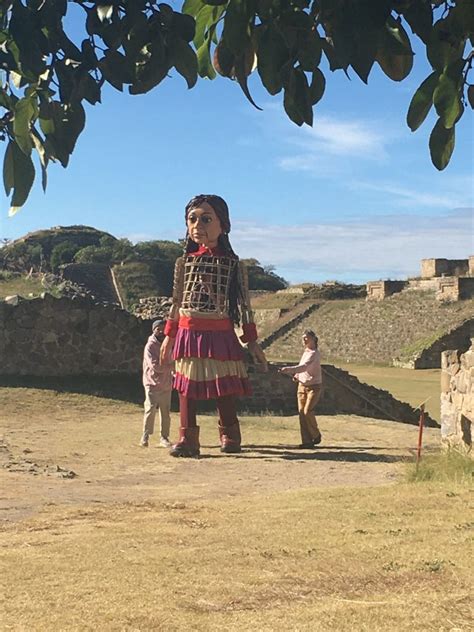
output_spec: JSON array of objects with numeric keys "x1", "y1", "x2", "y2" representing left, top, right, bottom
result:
[
  {"x1": 0, "y1": 385, "x2": 472, "y2": 631},
  {"x1": 335, "y1": 364, "x2": 441, "y2": 421}
]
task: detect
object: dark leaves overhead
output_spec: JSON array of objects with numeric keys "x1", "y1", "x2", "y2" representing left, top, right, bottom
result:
[{"x1": 1, "y1": 0, "x2": 472, "y2": 213}]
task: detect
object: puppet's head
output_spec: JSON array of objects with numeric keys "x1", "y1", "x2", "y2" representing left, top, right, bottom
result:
[{"x1": 184, "y1": 194, "x2": 236, "y2": 257}]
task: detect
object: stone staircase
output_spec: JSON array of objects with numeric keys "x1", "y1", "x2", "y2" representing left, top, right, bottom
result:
[
  {"x1": 264, "y1": 293, "x2": 474, "y2": 365},
  {"x1": 61, "y1": 263, "x2": 123, "y2": 306}
]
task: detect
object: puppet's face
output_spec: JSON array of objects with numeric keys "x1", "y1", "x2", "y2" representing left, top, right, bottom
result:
[{"x1": 186, "y1": 202, "x2": 223, "y2": 248}]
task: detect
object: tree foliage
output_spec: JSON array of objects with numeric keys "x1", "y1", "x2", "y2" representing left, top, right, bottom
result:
[
  {"x1": 0, "y1": 229, "x2": 289, "y2": 290},
  {"x1": 0, "y1": 0, "x2": 472, "y2": 213},
  {"x1": 242, "y1": 258, "x2": 288, "y2": 290}
]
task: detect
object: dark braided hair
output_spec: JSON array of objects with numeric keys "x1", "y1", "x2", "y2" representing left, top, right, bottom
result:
[{"x1": 183, "y1": 194, "x2": 241, "y2": 325}]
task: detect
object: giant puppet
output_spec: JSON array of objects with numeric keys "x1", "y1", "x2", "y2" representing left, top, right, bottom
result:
[{"x1": 160, "y1": 194, "x2": 267, "y2": 457}]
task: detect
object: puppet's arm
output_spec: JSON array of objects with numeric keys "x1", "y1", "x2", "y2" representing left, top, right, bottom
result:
[
  {"x1": 160, "y1": 257, "x2": 184, "y2": 364},
  {"x1": 237, "y1": 261, "x2": 268, "y2": 371}
]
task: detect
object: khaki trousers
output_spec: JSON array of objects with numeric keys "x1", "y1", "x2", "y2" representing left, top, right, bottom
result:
[
  {"x1": 297, "y1": 383, "x2": 322, "y2": 444},
  {"x1": 143, "y1": 388, "x2": 172, "y2": 438}
]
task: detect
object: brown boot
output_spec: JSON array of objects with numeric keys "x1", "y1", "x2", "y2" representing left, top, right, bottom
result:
[
  {"x1": 170, "y1": 426, "x2": 200, "y2": 458},
  {"x1": 218, "y1": 421, "x2": 242, "y2": 454}
]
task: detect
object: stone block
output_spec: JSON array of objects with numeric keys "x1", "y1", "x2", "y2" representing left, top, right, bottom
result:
[
  {"x1": 455, "y1": 372, "x2": 468, "y2": 395},
  {"x1": 461, "y1": 349, "x2": 474, "y2": 370},
  {"x1": 441, "y1": 350, "x2": 460, "y2": 369},
  {"x1": 452, "y1": 391, "x2": 464, "y2": 410},
  {"x1": 441, "y1": 411, "x2": 457, "y2": 438},
  {"x1": 440, "y1": 371, "x2": 452, "y2": 393}
]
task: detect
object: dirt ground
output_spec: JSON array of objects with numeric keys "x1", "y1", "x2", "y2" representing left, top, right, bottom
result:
[{"x1": 0, "y1": 387, "x2": 439, "y2": 525}]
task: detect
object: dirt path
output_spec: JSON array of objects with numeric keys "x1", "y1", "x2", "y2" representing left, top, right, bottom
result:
[{"x1": 0, "y1": 387, "x2": 439, "y2": 524}]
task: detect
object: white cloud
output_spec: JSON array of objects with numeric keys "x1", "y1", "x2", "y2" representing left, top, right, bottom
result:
[
  {"x1": 276, "y1": 115, "x2": 389, "y2": 171},
  {"x1": 232, "y1": 208, "x2": 473, "y2": 284},
  {"x1": 352, "y1": 180, "x2": 473, "y2": 210}
]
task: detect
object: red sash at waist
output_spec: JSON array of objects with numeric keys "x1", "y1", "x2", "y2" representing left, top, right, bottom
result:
[{"x1": 178, "y1": 316, "x2": 233, "y2": 331}]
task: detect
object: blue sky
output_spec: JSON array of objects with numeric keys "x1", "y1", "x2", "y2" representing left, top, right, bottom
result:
[{"x1": 1, "y1": 7, "x2": 473, "y2": 284}]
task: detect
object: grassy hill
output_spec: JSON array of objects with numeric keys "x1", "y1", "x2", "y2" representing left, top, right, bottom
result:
[{"x1": 4, "y1": 225, "x2": 115, "y2": 259}]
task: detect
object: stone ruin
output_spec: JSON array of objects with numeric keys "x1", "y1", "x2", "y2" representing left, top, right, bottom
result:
[
  {"x1": 132, "y1": 296, "x2": 173, "y2": 320},
  {"x1": 0, "y1": 293, "x2": 435, "y2": 426},
  {"x1": 367, "y1": 256, "x2": 474, "y2": 302},
  {"x1": 441, "y1": 329, "x2": 474, "y2": 453}
]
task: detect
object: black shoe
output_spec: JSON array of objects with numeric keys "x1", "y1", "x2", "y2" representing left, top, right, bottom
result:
[
  {"x1": 298, "y1": 443, "x2": 314, "y2": 449},
  {"x1": 313, "y1": 433, "x2": 322, "y2": 446}
]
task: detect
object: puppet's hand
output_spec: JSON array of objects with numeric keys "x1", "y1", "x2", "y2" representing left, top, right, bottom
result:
[
  {"x1": 160, "y1": 335, "x2": 173, "y2": 365},
  {"x1": 248, "y1": 341, "x2": 268, "y2": 373}
]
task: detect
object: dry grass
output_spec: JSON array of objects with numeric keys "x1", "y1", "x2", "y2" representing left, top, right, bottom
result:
[
  {"x1": 1, "y1": 485, "x2": 472, "y2": 631},
  {"x1": 0, "y1": 273, "x2": 44, "y2": 298},
  {"x1": 0, "y1": 386, "x2": 472, "y2": 631}
]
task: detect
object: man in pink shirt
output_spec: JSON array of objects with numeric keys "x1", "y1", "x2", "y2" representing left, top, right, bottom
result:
[
  {"x1": 280, "y1": 329, "x2": 323, "y2": 448},
  {"x1": 140, "y1": 320, "x2": 174, "y2": 448}
]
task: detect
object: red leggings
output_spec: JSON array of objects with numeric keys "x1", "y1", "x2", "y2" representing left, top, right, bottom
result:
[{"x1": 179, "y1": 394, "x2": 238, "y2": 428}]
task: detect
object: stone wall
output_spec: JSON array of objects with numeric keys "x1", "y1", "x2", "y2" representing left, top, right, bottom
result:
[
  {"x1": 0, "y1": 295, "x2": 436, "y2": 424},
  {"x1": 436, "y1": 277, "x2": 474, "y2": 302},
  {"x1": 405, "y1": 279, "x2": 440, "y2": 292},
  {"x1": 366, "y1": 280, "x2": 407, "y2": 301},
  {"x1": 0, "y1": 294, "x2": 150, "y2": 376},
  {"x1": 366, "y1": 277, "x2": 474, "y2": 302},
  {"x1": 421, "y1": 258, "x2": 469, "y2": 279},
  {"x1": 393, "y1": 319, "x2": 473, "y2": 369},
  {"x1": 440, "y1": 340, "x2": 473, "y2": 453}
]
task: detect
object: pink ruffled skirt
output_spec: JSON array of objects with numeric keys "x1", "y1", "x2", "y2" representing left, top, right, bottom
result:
[{"x1": 173, "y1": 327, "x2": 251, "y2": 400}]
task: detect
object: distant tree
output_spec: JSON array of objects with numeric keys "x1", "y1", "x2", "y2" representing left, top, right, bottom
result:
[
  {"x1": 50, "y1": 241, "x2": 79, "y2": 271},
  {"x1": 135, "y1": 240, "x2": 183, "y2": 262},
  {"x1": 242, "y1": 258, "x2": 288, "y2": 291},
  {"x1": 73, "y1": 244, "x2": 112, "y2": 264},
  {"x1": 73, "y1": 237, "x2": 134, "y2": 264},
  {"x1": 0, "y1": 1, "x2": 471, "y2": 214},
  {"x1": 1, "y1": 241, "x2": 44, "y2": 271}
]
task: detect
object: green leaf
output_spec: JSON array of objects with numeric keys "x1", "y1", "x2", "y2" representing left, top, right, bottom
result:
[
  {"x1": 172, "y1": 12, "x2": 196, "y2": 43},
  {"x1": 13, "y1": 97, "x2": 36, "y2": 155},
  {"x1": 183, "y1": 0, "x2": 206, "y2": 16},
  {"x1": 427, "y1": 20, "x2": 465, "y2": 71},
  {"x1": 256, "y1": 24, "x2": 289, "y2": 95},
  {"x1": 30, "y1": 127, "x2": 48, "y2": 192},
  {"x1": 402, "y1": 0, "x2": 433, "y2": 43},
  {"x1": 283, "y1": 68, "x2": 312, "y2": 127},
  {"x1": 296, "y1": 31, "x2": 322, "y2": 73},
  {"x1": 3, "y1": 140, "x2": 35, "y2": 215},
  {"x1": 407, "y1": 71, "x2": 439, "y2": 132},
  {"x1": 429, "y1": 118, "x2": 455, "y2": 171},
  {"x1": 433, "y1": 73, "x2": 462, "y2": 129},
  {"x1": 309, "y1": 68, "x2": 325, "y2": 105},
  {"x1": 194, "y1": 4, "x2": 215, "y2": 49},
  {"x1": 197, "y1": 41, "x2": 216, "y2": 79},
  {"x1": 376, "y1": 19, "x2": 413, "y2": 81},
  {"x1": 222, "y1": 0, "x2": 251, "y2": 55},
  {"x1": 78, "y1": 73, "x2": 102, "y2": 105},
  {"x1": 170, "y1": 38, "x2": 198, "y2": 88},
  {"x1": 99, "y1": 50, "x2": 133, "y2": 91}
]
